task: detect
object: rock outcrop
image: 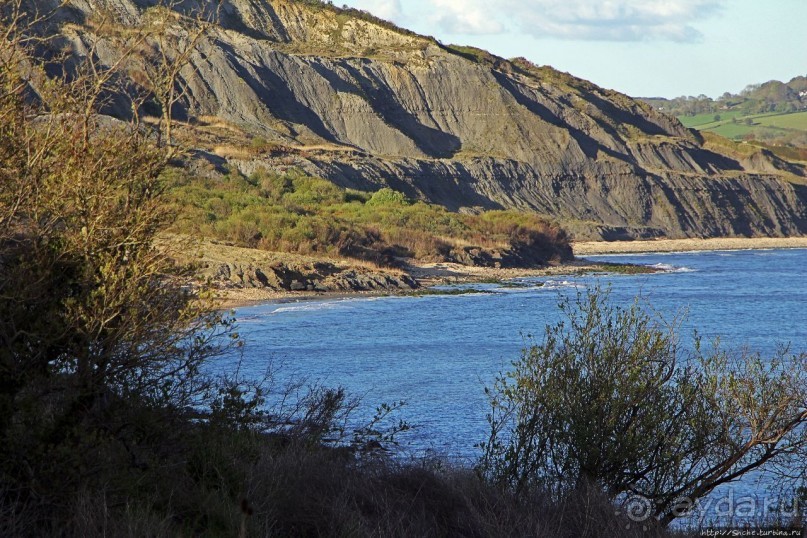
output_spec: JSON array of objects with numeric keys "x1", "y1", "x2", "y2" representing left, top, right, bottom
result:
[
  {"x1": 210, "y1": 259, "x2": 418, "y2": 293},
  {"x1": 34, "y1": 0, "x2": 807, "y2": 239}
]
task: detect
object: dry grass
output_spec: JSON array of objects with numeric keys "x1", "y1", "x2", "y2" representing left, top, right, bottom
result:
[
  {"x1": 165, "y1": 233, "x2": 406, "y2": 274},
  {"x1": 11, "y1": 438, "x2": 672, "y2": 538},
  {"x1": 212, "y1": 144, "x2": 255, "y2": 159}
]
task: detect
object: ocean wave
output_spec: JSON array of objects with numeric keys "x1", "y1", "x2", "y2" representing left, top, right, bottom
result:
[
  {"x1": 542, "y1": 280, "x2": 583, "y2": 290},
  {"x1": 650, "y1": 263, "x2": 696, "y2": 273},
  {"x1": 270, "y1": 301, "x2": 344, "y2": 315}
]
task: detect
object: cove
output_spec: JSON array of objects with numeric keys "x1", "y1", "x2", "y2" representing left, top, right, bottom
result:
[
  {"x1": 223, "y1": 248, "x2": 807, "y2": 524},
  {"x1": 229, "y1": 249, "x2": 806, "y2": 457}
]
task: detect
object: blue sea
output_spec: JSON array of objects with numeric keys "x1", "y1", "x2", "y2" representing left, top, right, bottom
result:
[{"x1": 228, "y1": 248, "x2": 807, "y2": 524}]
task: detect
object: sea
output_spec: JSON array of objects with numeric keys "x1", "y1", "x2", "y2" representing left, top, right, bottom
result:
[{"x1": 226, "y1": 248, "x2": 807, "y2": 526}]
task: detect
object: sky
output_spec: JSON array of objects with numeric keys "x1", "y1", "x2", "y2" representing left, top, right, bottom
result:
[{"x1": 337, "y1": 0, "x2": 807, "y2": 99}]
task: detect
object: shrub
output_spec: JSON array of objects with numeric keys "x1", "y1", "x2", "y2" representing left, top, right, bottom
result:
[
  {"x1": 170, "y1": 174, "x2": 572, "y2": 267},
  {"x1": 0, "y1": 9, "x2": 238, "y2": 529},
  {"x1": 366, "y1": 187, "x2": 411, "y2": 206},
  {"x1": 479, "y1": 286, "x2": 807, "y2": 527}
]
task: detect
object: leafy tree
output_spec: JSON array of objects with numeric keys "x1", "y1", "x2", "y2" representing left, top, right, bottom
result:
[
  {"x1": 0, "y1": 7, "x2": 417, "y2": 532},
  {"x1": 479, "y1": 287, "x2": 807, "y2": 527},
  {"x1": 0, "y1": 1, "x2": 235, "y2": 521}
]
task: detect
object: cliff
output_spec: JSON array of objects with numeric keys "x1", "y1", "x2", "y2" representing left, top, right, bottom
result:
[{"x1": 32, "y1": 0, "x2": 807, "y2": 239}]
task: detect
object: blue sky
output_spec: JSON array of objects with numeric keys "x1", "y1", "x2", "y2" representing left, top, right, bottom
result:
[{"x1": 338, "y1": 0, "x2": 807, "y2": 99}]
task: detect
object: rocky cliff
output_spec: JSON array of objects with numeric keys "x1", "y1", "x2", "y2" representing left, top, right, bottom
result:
[{"x1": 33, "y1": 0, "x2": 807, "y2": 239}]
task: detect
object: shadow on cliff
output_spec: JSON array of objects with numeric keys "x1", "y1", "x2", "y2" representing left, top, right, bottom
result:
[
  {"x1": 492, "y1": 71, "x2": 628, "y2": 163},
  {"x1": 215, "y1": 41, "x2": 340, "y2": 144},
  {"x1": 789, "y1": 183, "x2": 807, "y2": 231},
  {"x1": 314, "y1": 158, "x2": 504, "y2": 211},
  {"x1": 216, "y1": 0, "x2": 291, "y2": 42},
  {"x1": 337, "y1": 61, "x2": 462, "y2": 159}
]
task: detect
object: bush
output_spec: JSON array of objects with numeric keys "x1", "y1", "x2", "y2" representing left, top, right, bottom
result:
[
  {"x1": 0, "y1": 6, "x2": 644, "y2": 536},
  {"x1": 366, "y1": 187, "x2": 410, "y2": 206},
  {"x1": 170, "y1": 172, "x2": 572, "y2": 268},
  {"x1": 0, "y1": 10, "x2": 237, "y2": 530},
  {"x1": 479, "y1": 286, "x2": 807, "y2": 527}
]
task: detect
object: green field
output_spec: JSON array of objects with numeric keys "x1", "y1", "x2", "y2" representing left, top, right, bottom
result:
[
  {"x1": 678, "y1": 110, "x2": 807, "y2": 141},
  {"x1": 677, "y1": 110, "x2": 747, "y2": 128},
  {"x1": 754, "y1": 111, "x2": 807, "y2": 130},
  {"x1": 707, "y1": 122, "x2": 756, "y2": 139}
]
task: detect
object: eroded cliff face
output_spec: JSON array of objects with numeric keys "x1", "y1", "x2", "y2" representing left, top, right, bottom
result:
[{"x1": 40, "y1": 0, "x2": 807, "y2": 239}]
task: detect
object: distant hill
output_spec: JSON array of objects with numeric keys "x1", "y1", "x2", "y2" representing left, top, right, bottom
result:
[
  {"x1": 640, "y1": 77, "x2": 807, "y2": 150},
  {"x1": 22, "y1": 0, "x2": 807, "y2": 240},
  {"x1": 641, "y1": 76, "x2": 807, "y2": 116}
]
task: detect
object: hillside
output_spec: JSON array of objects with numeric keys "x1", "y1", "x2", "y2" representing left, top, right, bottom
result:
[
  {"x1": 642, "y1": 76, "x2": 807, "y2": 117},
  {"x1": 641, "y1": 76, "x2": 807, "y2": 150},
  {"x1": 27, "y1": 0, "x2": 807, "y2": 240}
]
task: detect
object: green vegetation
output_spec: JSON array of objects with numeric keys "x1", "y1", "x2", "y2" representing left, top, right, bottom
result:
[
  {"x1": 676, "y1": 109, "x2": 807, "y2": 160},
  {"x1": 642, "y1": 77, "x2": 807, "y2": 150},
  {"x1": 588, "y1": 261, "x2": 658, "y2": 275},
  {"x1": 749, "y1": 139, "x2": 807, "y2": 162},
  {"x1": 643, "y1": 76, "x2": 807, "y2": 119},
  {"x1": 701, "y1": 131, "x2": 807, "y2": 165},
  {"x1": 409, "y1": 287, "x2": 492, "y2": 297},
  {"x1": 709, "y1": 120, "x2": 761, "y2": 139},
  {"x1": 677, "y1": 109, "x2": 763, "y2": 128},
  {"x1": 0, "y1": 24, "x2": 658, "y2": 533},
  {"x1": 699, "y1": 131, "x2": 760, "y2": 157},
  {"x1": 442, "y1": 44, "x2": 510, "y2": 69},
  {"x1": 756, "y1": 110, "x2": 807, "y2": 130},
  {"x1": 480, "y1": 287, "x2": 807, "y2": 528},
  {"x1": 679, "y1": 110, "x2": 807, "y2": 142},
  {"x1": 4, "y1": 4, "x2": 806, "y2": 536},
  {"x1": 168, "y1": 169, "x2": 571, "y2": 267}
]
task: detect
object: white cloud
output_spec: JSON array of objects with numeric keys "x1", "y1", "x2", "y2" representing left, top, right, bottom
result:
[
  {"x1": 351, "y1": 0, "x2": 403, "y2": 22},
  {"x1": 342, "y1": 0, "x2": 722, "y2": 42},
  {"x1": 498, "y1": 0, "x2": 723, "y2": 42},
  {"x1": 347, "y1": 0, "x2": 502, "y2": 34},
  {"x1": 430, "y1": 0, "x2": 504, "y2": 35}
]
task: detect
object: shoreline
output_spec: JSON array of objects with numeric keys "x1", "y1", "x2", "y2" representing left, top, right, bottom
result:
[
  {"x1": 573, "y1": 236, "x2": 807, "y2": 256},
  {"x1": 215, "y1": 260, "x2": 621, "y2": 309},
  {"x1": 214, "y1": 237, "x2": 807, "y2": 309}
]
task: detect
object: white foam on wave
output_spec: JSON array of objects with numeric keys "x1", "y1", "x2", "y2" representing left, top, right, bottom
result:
[
  {"x1": 270, "y1": 301, "x2": 345, "y2": 315},
  {"x1": 493, "y1": 285, "x2": 546, "y2": 294},
  {"x1": 542, "y1": 280, "x2": 583, "y2": 290},
  {"x1": 650, "y1": 263, "x2": 696, "y2": 273}
]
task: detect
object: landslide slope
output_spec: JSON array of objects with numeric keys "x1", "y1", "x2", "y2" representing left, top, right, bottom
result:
[{"x1": 35, "y1": 0, "x2": 807, "y2": 239}]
